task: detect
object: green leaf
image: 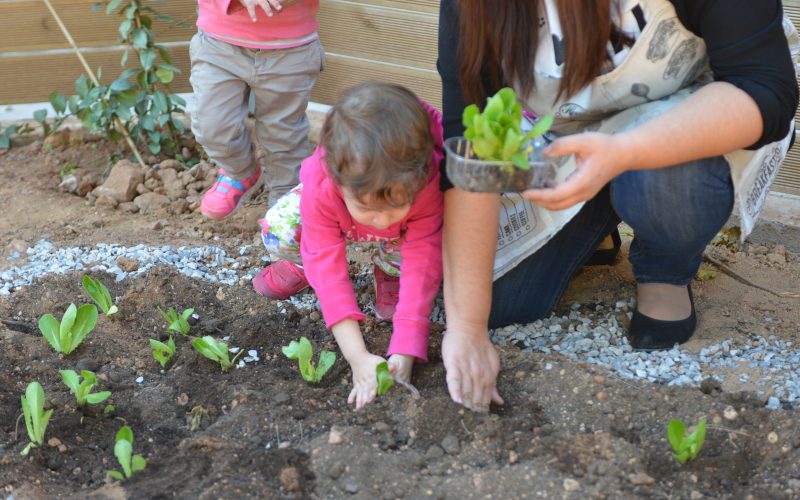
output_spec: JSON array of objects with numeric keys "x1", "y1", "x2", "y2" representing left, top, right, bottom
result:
[
  {"x1": 376, "y1": 362, "x2": 394, "y2": 396},
  {"x1": 65, "y1": 304, "x2": 98, "y2": 354},
  {"x1": 110, "y1": 77, "x2": 135, "y2": 93},
  {"x1": 155, "y1": 67, "x2": 174, "y2": 84},
  {"x1": 510, "y1": 151, "x2": 529, "y2": 170},
  {"x1": 132, "y1": 454, "x2": 146, "y2": 472},
  {"x1": 525, "y1": 114, "x2": 554, "y2": 140},
  {"x1": 315, "y1": 350, "x2": 336, "y2": 381},
  {"x1": 150, "y1": 338, "x2": 175, "y2": 367},
  {"x1": 115, "y1": 437, "x2": 133, "y2": 478},
  {"x1": 667, "y1": 419, "x2": 685, "y2": 452},
  {"x1": 60, "y1": 304, "x2": 78, "y2": 349},
  {"x1": 108, "y1": 470, "x2": 125, "y2": 480},
  {"x1": 121, "y1": 46, "x2": 130, "y2": 67},
  {"x1": 86, "y1": 391, "x2": 112, "y2": 404},
  {"x1": 83, "y1": 275, "x2": 116, "y2": 315},
  {"x1": 38, "y1": 314, "x2": 61, "y2": 352},
  {"x1": 33, "y1": 109, "x2": 47, "y2": 123},
  {"x1": 282, "y1": 337, "x2": 316, "y2": 382},
  {"x1": 106, "y1": 0, "x2": 123, "y2": 15},
  {"x1": 131, "y1": 28, "x2": 149, "y2": 49},
  {"x1": 139, "y1": 49, "x2": 156, "y2": 71},
  {"x1": 60, "y1": 369, "x2": 81, "y2": 393}
]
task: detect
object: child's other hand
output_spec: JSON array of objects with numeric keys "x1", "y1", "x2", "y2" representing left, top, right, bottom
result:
[
  {"x1": 347, "y1": 352, "x2": 386, "y2": 410},
  {"x1": 238, "y1": 0, "x2": 284, "y2": 20},
  {"x1": 387, "y1": 354, "x2": 415, "y2": 384}
]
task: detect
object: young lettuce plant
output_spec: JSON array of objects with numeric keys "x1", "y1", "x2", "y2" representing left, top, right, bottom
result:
[
  {"x1": 668, "y1": 417, "x2": 707, "y2": 464},
  {"x1": 82, "y1": 275, "x2": 119, "y2": 316},
  {"x1": 191, "y1": 336, "x2": 242, "y2": 372},
  {"x1": 149, "y1": 337, "x2": 176, "y2": 368},
  {"x1": 158, "y1": 306, "x2": 193, "y2": 336},
  {"x1": 59, "y1": 369, "x2": 111, "y2": 407},
  {"x1": 108, "y1": 425, "x2": 146, "y2": 480},
  {"x1": 38, "y1": 303, "x2": 99, "y2": 354},
  {"x1": 376, "y1": 361, "x2": 394, "y2": 396},
  {"x1": 282, "y1": 337, "x2": 335, "y2": 384},
  {"x1": 20, "y1": 382, "x2": 54, "y2": 456},
  {"x1": 463, "y1": 87, "x2": 553, "y2": 169}
]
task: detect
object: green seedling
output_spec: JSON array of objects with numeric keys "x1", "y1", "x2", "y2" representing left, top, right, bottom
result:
[
  {"x1": 103, "y1": 404, "x2": 116, "y2": 417},
  {"x1": 158, "y1": 306, "x2": 193, "y2": 336},
  {"x1": 191, "y1": 336, "x2": 242, "y2": 372},
  {"x1": 0, "y1": 124, "x2": 18, "y2": 150},
  {"x1": 149, "y1": 337, "x2": 176, "y2": 367},
  {"x1": 38, "y1": 303, "x2": 99, "y2": 354},
  {"x1": 107, "y1": 425, "x2": 146, "y2": 480},
  {"x1": 82, "y1": 275, "x2": 118, "y2": 316},
  {"x1": 282, "y1": 337, "x2": 335, "y2": 384},
  {"x1": 60, "y1": 369, "x2": 111, "y2": 407},
  {"x1": 20, "y1": 382, "x2": 53, "y2": 455},
  {"x1": 668, "y1": 417, "x2": 707, "y2": 464},
  {"x1": 463, "y1": 87, "x2": 553, "y2": 169},
  {"x1": 376, "y1": 361, "x2": 394, "y2": 396}
]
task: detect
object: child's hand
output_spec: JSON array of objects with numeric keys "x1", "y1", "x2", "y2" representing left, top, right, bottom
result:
[
  {"x1": 238, "y1": 0, "x2": 285, "y2": 20},
  {"x1": 347, "y1": 352, "x2": 387, "y2": 410},
  {"x1": 387, "y1": 354, "x2": 415, "y2": 384}
]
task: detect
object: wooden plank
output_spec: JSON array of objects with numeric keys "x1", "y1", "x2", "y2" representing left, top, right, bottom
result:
[
  {"x1": 333, "y1": 0, "x2": 439, "y2": 14},
  {"x1": 0, "y1": 44, "x2": 192, "y2": 105},
  {"x1": 0, "y1": 0, "x2": 196, "y2": 52},
  {"x1": 318, "y1": 0, "x2": 437, "y2": 70},
  {"x1": 311, "y1": 53, "x2": 441, "y2": 109},
  {"x1": 777, "y1": 150, "x2": 800, "y2": 195}
]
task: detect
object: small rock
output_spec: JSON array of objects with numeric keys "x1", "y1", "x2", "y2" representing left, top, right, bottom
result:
[
  {"x1": 629, "y1": 472, "x2": 655, "y2": 486},
  {"x1": 508, "y1": 450, "x2": 519, "y2": 464},
  {"x1": 344, "y1": 483, "x2": 359, "y2": 494},
  {"x1": 593, "y1": 375, "x2": 605, "y2": 385},
  {"x1": 278, "y1": 466, "x2": 301, "y2": 492},
  {"x1": 58, "y1": 444, "x2": 67, "y2": 453},
  {"x1": 76, "y1": 358, "x2": 100, "y2": 372},
  {"x1": 327, "y1": 461, "x2": 346, "y2": 479},
  {"x1": 273, "y1": 392, "x2": 290, "y2": 405},
  {"x1": 95, "y1": 194, "x2": 119, "y2": 209},
  {"x1": 596, "y1": 391, "x2": 608, "y2": 401},
  {"x1": 309, "y1": 311, "x2": 321, "y2": 322},
  {"x1": 116, "y1": 256, "x2": 140, "y2": 272},
  {"x1": 177, "y1": 393, "x2": 189, "y2": 406},
  {"x1": 690, "y1": 491, "x2": 703, "y2": 499},
  {"x1": 134, "y1": 192, "x2": 170, "y2": 213},
  {"x1": 723, "y1": 406, "x2": 738, "y2": 421},
  {"x1": 766, "y1": 253, "x2": 786, "y2": 265},
  {"x1": 441, "y1": 435, "x2": 460, "y2": 455},
  {"x1": 47, "y1": 437, "x2": 62, "y2": 448},
  {"x1": 772, "y1": 244, "x2": 787, "y2": 256},
  {"x1": 768, "y1": 432, "x2": 778, "y2": 444},
  {"x1": 151, "y1": 220, "x2": 164, "y2": 231},
  {"x1": 93, "y1": 160, "x2": 143, "y2": 203},
  {"x1": 329, "y1": 426, "x2": 344, "y2": 445},
  {"x1": 72, "y1": 467, "x2": 82, "y2": 476},
  {"x1": 563, "y1": 478, "x2": 581, "y2": 492}
]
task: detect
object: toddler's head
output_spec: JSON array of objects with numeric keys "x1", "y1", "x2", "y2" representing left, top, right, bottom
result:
[{"x1": 321, "y1": 83, "x2": 434, "y2": 229}]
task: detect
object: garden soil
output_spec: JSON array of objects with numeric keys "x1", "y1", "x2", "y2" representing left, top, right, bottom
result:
[{"x1": 1, "y1": 133, "x2": 800, "y2": 499}]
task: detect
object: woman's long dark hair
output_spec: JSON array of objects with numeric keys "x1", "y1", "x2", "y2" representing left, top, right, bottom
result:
[{"x1": 458, "y1": 0, "x2": 613, "y2": 104}]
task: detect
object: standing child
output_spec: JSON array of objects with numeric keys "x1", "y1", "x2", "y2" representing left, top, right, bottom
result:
[
  {"x1": 255, "y1": 83, "x2": 444, "y2": 409},
  {"x1": 191, "y1": 0, "x2": 325, "y2": 216}
]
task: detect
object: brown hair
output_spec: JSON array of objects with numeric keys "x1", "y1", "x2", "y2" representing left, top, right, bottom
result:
[
  {"x1": 457, "y1": 0, "x2": 618, "y2": 104},
  {"x1": 321, "y1": 82, "x2": 433, "y2": 207}
]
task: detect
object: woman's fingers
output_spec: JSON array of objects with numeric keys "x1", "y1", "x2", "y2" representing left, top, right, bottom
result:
[{"x1": 446, "y1": 368, "x2": 464, "y2": 405}]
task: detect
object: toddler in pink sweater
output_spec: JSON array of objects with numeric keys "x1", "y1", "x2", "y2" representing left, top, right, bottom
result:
[{"x1": 254, "y1": 83, "x2": 444, "y2": 409}]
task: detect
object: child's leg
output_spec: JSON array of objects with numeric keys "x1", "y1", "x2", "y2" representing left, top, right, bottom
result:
[
  {"x1": 372, "y1": 242, "x2": 401, "y2": 320},
  {"x1": 373, "y1": 241, "x2": 402, "y2": 277},
  {"x1": 189, "y1": 31, "x2": 260, "y2": 180},
  {"x1": 251, "y1": 40, "x2": 325, "y2": 207}
]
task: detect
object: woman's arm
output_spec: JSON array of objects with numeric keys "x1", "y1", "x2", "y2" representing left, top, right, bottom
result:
[{"x1": 441, "y1": 188, "x2": 504, "y2": 411}]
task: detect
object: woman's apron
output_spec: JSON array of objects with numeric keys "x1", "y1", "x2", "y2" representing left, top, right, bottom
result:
[{"x1": 493, "y1": 0, "x2": 798, "y2": 279}]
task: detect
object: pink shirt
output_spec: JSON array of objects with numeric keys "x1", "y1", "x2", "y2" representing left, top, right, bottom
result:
[
  {"x1": 300, "y1": 102, "x2": 445, "y2": 361},
  {"x1": 197, "y1": 0, "x2": 319, "y2": 49}
]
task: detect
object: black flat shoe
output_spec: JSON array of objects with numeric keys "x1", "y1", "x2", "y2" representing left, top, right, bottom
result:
[
  {"x1": 585, "y1": 227, "x2": 621, "y2": 266},
  {"x1": 629, "y1": 285, "x2": 697, "y2": 351}
]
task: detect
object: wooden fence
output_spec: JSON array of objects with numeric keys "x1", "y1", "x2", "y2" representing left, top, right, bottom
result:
[{"x1": 1, "y1": 0, "x2": 799, "y2": 195}]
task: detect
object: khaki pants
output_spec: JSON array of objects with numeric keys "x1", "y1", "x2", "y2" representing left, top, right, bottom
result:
[{"x1": 189, "y1": 31, "x2": 324, "y2": 205}]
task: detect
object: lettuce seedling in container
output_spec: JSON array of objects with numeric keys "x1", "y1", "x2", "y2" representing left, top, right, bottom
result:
[
  {"x1": 282, "y1": 337, "x2": 335, "y2": 384},
  {"x1": 668, "y1": 417, "x2": 707, "y2": 464},
  {"x1": 158, "y1": 306, "x2": 193, "y2": 336},
  {"x1": 445, "y1": 87, "x2": 554, "y2": 192},
  {"x1": 38, "y1": 303, "x2": 99, "y2": 354},
  {"x1": 82, "y1": 275, "x2": 118, "y2": 316},
  {"x1": 60, "y1": 369, "x2": 111, "y2": 407},
  {"x1": 150, "y1": 337, "x2": 176, "y2": 367},
  {"x1": 192, "y1": 336, "x2": 242, "y2": 372},
  {"x1": 108, "y1": 425, "x2": 146, "y2": 480},
  {"x1": 20, "y1": 382, "x2": 54, "y2": 455}
]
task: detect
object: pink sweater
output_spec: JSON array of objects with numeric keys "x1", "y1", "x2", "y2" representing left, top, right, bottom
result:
[
  {"x1": 299, "y1": 103, "x2": 444, "y2": 361},
  {"x1": 197, "y1": 0, "x2": 319, "y2": 49}
]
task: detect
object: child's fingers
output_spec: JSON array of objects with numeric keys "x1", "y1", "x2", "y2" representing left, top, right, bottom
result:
[{"x1": 348, "y1": 388, "x2": 357, "y2": 406}]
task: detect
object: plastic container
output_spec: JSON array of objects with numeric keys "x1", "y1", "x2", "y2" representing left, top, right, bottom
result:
[{"x1": 444, "y1": 137, "x2": 556, "y2": 193}]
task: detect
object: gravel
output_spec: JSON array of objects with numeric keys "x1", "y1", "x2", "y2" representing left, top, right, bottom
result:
[{"x1": 3, "y1": 239, "x2": 799, "y2": 408}]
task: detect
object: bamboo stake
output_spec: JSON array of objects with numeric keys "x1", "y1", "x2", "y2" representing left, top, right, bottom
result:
[{"x1": 42, "y1": 0, "x2": 147, "y2": 169}]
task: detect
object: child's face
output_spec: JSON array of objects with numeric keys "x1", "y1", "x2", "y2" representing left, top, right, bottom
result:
[{"x1": 343, "y1": 190, "x2": 411, "y2": 230}]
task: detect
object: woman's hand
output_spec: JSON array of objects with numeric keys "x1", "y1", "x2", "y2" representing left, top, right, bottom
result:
[
  {"x1": 387, "y1": 354, "x2": 415, "y2": 384},
  {"x1": 442, "y1": 327, "x2": 503, "y2": 412},
  {"x1": 522, "y1": 132, "x2": 628, "y2": 211},
  {"x1": 347, "y1": 352, "x2": 387, "y2": 410}
]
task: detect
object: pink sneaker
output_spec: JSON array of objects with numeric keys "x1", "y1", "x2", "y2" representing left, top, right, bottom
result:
[
  {"x1": 252, "y1": 261, "x2": 309, "y2": 300},
  {"x1": 374, "y1": 266, "x2": 400, "y2": 321},
  {"x1": 200, "y1": 169, "x2": 261, "y2": 219}
]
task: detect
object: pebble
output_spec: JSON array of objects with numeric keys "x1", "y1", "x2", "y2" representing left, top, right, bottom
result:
[
  {"x1": 768, "y1": 432, "x2": 779, "y2": 444},
  {"x1": 344, "y1": 483, "x2": 359, "y2": 494},
  {"x1": 328, "y1": 461, "x2": 346, "y2": 479},
  {"x1": 563, "y1": 479, "x2": 581, "y2": 492},
  {"x1": 723, "y1": 406, "x2": 738, "y2": 421},
  {"x1": 278, "y1": 467, "x2": 301, "y2": 492},
  {"x1": 76, "y1": 358, "x2": 100, "y2": 372},
  {"x1": 629, "y1": 472, "x2": 655, "y2": 486},
  {"x1": 441, "y1": 435, "x2": 460, "y2": 455},
  {"x1": 329, "y1": 427, "x2": 344, "y2": 445}
]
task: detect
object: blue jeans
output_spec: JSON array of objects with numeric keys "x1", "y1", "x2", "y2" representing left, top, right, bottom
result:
[{"x1": 488, "y1": 156, "x2": 734, "y2": 328}]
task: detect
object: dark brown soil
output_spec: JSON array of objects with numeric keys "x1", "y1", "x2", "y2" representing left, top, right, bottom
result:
[{"x1": 1, "y1": 134, "x2": 800, "y2": 499}]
